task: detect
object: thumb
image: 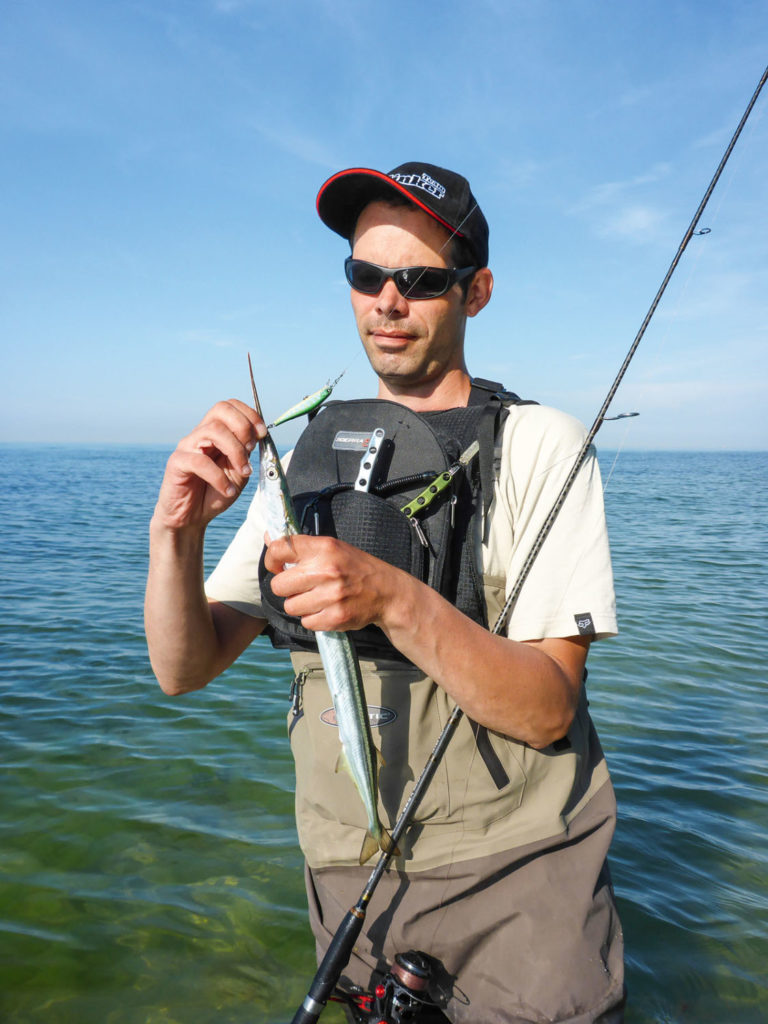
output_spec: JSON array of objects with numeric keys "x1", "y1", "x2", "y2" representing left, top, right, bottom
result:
[{"x1": 264, "y1": 531, "x2": 298, "y2": 570}]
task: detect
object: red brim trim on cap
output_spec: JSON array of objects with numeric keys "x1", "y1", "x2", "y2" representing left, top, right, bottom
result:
[{"x1": 316, "y1": 167, "x2": 465, "y2": 239}]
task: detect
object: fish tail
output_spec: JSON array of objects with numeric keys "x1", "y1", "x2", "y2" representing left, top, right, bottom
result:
[
  {"x1": 379, "y1": 827, "x2": 400, "y2": 858},
  {"x1": 359, "y1": 830, "x2": 380, "y2": 866},
  {"x1": 358, "y1": 826, "x2": 401, "y2": 865}
]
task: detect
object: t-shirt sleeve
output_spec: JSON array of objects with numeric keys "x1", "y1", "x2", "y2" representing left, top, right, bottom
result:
[
  {"x1": 204, "y1": 477, "x2": 269, "y2": 618},
  {"x1": 204, "y1": 449, "x2": 296, "y2": 617},
  {"x1": 483, "y1": 405, "x2": 618, "y2": 643}
]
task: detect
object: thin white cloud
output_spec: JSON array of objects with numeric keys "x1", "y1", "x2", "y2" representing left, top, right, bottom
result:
[
  {"x1": 248, "y1": 114, "x2": 341, "y2": 170},
  {"x1": 495, "y1": 158, "x2": 549, "y2": 190},
  {"x1": 569, "y1": 162, "x2": 673, "y2": 243},
  {"x1": 586, "y1": 84, "x2": 658, "y2": 119},
  {"x1": 597, "y1": 204, "x2": 666, "y2": 242},
  {"x1": 673, "y1": 281, "x2": 765, "y2": 323},
  {"x1": 614, "y1": 85, "x2": 655, "y2": 109},
  {"x1": 625, "y1": 375, "x2": 768, "y2": 411},
  {"x1": 691, "y1": 125, "x2": 733, "y2": 151},
  {"x1": 572, "y1": 163, "x2": 672, "y2": 213}
]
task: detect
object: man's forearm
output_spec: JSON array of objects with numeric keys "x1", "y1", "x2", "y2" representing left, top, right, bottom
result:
[
  {"x1": 379, "y1": 573, "x2": 586, "y2": 748},
  {"x1": 265, "y1": 533, "x2": 587, "y2": 748},
  {"x1": 145, "y1": 519, "x2": 223, "y2": 694}
]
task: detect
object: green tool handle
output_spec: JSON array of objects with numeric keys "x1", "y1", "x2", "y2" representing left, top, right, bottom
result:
[{"x1": 400, "y1": 471, "x2": 453, "y2": 518}]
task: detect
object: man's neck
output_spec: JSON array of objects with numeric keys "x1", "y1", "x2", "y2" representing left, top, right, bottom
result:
[{"x1": 376, "y1": 369, "x2": 472, "y2": 412}]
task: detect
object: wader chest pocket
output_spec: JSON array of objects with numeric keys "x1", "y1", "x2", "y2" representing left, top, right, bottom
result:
[
  {"x1": 260, "y1": 396, "x2": 500, "y2": 657},
  {"x1": 327, "y1": 490, "x2": 428, "y2": 582}
]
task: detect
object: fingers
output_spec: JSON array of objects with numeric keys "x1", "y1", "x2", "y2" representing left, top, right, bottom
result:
[
  {"x1": 154, "y1": 398, "x2": 268, "y2": 530},
  {"x1": 177, "y1": 399, "x2": 264, "y2": 494},
  {"x1": 221, "y1": 398, "x2": 267, "y2": 441},
  {"x1": 194, "y1": 399, "x2": 263, "y2": 458},
  {"x1": 168, "y1": 447, "x2": 244, "y2": 500},
  {"x1": 264, "y1": 534, "x2": 333, "y2": 581},
  {"x1": 264, "y1": 533, "x2": 300, "y2": 573},
  {"x1": 265, "y1": 535, "x2": 389, "y2": 631}
]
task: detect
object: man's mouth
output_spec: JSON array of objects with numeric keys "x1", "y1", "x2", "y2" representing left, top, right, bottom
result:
[{"x1": 368, "y1": 328, "x2": 414, "y2": 349}]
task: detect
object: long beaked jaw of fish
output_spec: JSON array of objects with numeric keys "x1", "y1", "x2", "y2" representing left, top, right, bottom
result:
[{"x1": 247, "y1": 356, "x2": 397, "y2": 864}]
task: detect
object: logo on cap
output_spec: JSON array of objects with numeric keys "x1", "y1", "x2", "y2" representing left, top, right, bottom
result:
[{"x1": 389, "y1": 171, "x2": 446, "y2": 200}]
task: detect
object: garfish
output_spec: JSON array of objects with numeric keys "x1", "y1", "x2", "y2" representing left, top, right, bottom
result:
[{"x1": 248, "y1": 355, "x2": 398, "y2": 866}]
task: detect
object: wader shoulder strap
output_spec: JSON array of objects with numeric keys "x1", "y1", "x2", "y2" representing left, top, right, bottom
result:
[{"x1": 469, "y1": 378, "x2": 537, "y2": 522}]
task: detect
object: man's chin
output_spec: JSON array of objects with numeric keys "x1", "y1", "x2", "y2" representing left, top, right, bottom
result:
[{"x1": 368, "y1": 357, "x2": 419, "y2": 387}]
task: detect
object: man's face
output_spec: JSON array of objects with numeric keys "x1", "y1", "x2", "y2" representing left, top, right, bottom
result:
[{"x1": 350, "y1": 201, "x2": 471, "y2": 398}]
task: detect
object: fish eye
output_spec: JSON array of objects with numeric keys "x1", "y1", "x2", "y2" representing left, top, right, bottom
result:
[{"x1": 266, "y1": 466, "x2": 279, "y2": 480}]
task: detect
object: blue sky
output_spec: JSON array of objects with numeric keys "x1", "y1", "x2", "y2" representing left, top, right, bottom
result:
[{"x1": 2, "y1": 0, "x2": 766, "y2": 450}]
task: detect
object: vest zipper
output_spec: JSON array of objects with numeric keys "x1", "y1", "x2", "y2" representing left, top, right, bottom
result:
[
  {"x1": 289, "y1": 669, "x2": 308, "y2": 716},
  {"x1": 408, "y1": 516, "x2": 429, "y2": 547}
]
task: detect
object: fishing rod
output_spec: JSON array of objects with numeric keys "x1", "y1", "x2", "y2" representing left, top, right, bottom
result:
[{"x1": 290, "y1": 64, "x2": 768, "y2": 1024}]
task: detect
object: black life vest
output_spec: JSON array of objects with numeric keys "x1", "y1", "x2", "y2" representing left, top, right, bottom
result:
[{"x1": 258, "y1": 379, "x2": 531, "y2": 661}]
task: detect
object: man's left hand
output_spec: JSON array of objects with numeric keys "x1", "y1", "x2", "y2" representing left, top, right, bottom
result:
[{"x1": 264, "y1": 534, "x2": 402, "y2": 633}]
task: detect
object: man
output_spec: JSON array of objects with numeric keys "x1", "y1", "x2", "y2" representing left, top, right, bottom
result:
[{"x1": 145, "y1": 162, "x2": 625, "y2": 1023}]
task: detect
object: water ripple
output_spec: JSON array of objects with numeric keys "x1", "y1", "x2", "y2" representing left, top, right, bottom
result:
[{"x1": 1, "y1": 446, "x2": 766, "y2": 1023}]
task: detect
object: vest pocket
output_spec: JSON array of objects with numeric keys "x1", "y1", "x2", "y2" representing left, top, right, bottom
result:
[
  {"x1": 329, "y1": 490, "x2": 426, "y2": 581},
  {"x1": 428, "y1": 709, "x2": 528, "y2": 828},
  {"x1": 288, "y1": 660, "x2": 531, "y2": 864},
  {"x1": 374, "y1": 676, "x2": 529, "y2": 832}
]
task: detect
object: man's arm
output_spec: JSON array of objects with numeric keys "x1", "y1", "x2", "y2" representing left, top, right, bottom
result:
[
  {"x1": 264, "y1": 534, "x2": 587, "y2": 749},
  {"x1": 144, "y1": 398, "x2": 267, "y2": 695}
]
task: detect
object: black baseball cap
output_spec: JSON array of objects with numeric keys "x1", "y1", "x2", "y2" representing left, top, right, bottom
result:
[{"x1": 316, "y1": 162, "x2": 489, "y2": 267}]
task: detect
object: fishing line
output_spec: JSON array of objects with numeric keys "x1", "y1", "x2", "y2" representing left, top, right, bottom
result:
[
  {"x1": 292, "y1": 67, "x2": 767, "y2": 1023},
  {"x1": 599, "y1": 214, "x2": 713, "y2": 464},
  {"x1": 602, "y1": 421, "x2": 635, "y2": 493},
  {"x1": 418, "y1": 712, "x2": 482, "y2": 960},
  {"x1": 599, "y1": 75, "x2": 766, "y2": 472},
  {"x1": 371, "y1": 202, "x2": 480, "y2": 310},
  {"x1": 413, "y1": 65, "x2": 768, "y2": 953},
  {"x1": 492, "y1": 63, "x2": 768, "y2": 639}
]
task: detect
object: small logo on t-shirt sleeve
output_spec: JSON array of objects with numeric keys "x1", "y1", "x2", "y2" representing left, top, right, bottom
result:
[{"x1": 574, "y1": 612, "x2": 596, "y2": 636}]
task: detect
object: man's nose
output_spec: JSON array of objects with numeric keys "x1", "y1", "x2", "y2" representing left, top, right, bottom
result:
[{"x1": 375, "y1": 278, "x2": 408, "y2": 317}]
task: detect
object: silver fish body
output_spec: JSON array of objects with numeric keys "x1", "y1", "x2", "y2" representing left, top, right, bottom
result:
[
  {"x1": 253, "y1": 384, "x2": 396, "y2": 865},
  {"x1": 315, "y1": 630, "x2": 395, "y2": 865},
  {"x1": 258, "y1": 432, "x2": 299, "y2": 539}
]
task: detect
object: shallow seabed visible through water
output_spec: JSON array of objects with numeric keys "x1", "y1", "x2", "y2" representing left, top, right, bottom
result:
[{"x1": 1, "y1": 445, "x2": 766, "y2": 1023}]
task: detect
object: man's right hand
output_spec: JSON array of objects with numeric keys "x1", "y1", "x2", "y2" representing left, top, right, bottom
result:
[{"x1": 152, "y1": 398, "x2": 266, "y2": 531}]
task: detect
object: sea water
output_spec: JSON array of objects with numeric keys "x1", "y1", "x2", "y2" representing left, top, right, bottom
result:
[{"x1": 1, "y1": 445, "x2": 766, "y2": 1023}]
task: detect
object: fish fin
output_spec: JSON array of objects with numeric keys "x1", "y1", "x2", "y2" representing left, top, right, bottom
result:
[
  {"x1": 334, "y1": 749, "x2": 349, "y2": 775},
  {"x1": 359, "y1": 830, "x2": 380, "y2": 866},
  {"x1": 379, "y1": 828, "x2": 400, "y2": 858}
]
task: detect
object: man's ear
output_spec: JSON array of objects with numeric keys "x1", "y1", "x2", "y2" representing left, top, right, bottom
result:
[{"x1": 465, "y1": 268, "x2": 493, "y2": 317}]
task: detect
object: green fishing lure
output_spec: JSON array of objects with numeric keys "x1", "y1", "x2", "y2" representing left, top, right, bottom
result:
[{"x1": 268, "y1": 371, "x2": 345, "y2": 429}]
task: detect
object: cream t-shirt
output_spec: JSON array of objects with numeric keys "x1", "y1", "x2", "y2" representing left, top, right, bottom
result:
[{"x1": 204, "y1": 403, "x2": 617, "y2": 643}]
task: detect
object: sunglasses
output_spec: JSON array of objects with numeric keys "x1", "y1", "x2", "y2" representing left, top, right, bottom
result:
[{"x1": 344, "y1": 257, "x2": 477, "y2": 300}]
